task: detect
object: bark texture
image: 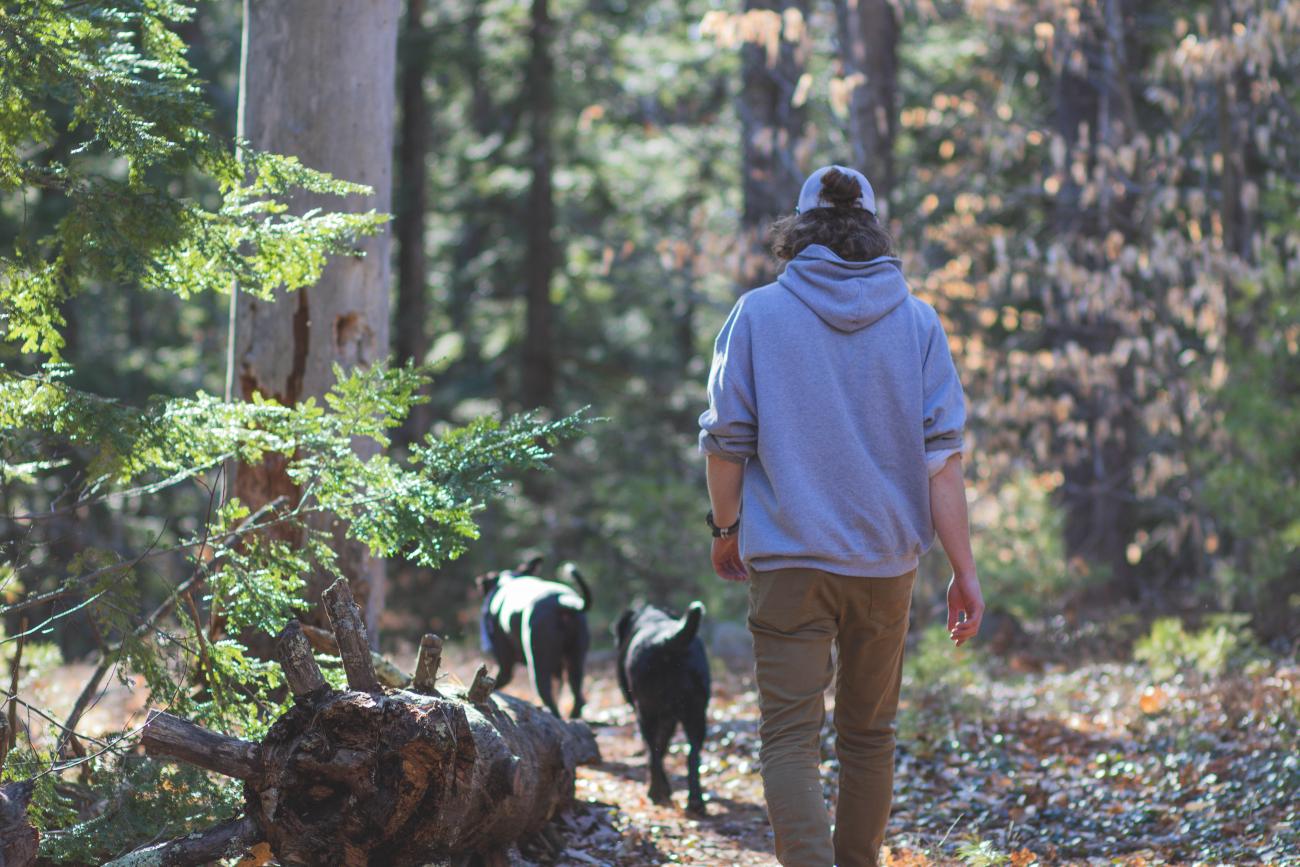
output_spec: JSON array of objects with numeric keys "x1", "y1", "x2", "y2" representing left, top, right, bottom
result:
[
  {"x1": 118, "y1": 581, "x2": 599, "y2": 866},
  {"x1": 101, "y1": 817, "x2": 262, "y2": 867},
  {"x1": 233, "y1": 0, "x2": 401, "y2": 642}
]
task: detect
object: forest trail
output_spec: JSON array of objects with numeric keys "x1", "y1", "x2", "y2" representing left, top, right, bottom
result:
[
  {"x1": 27, "y1": 647, "x2": 1298, "y2": 866},
  {"x1": 499, "y1": 655, "x2": 1297, "y2": 867}
]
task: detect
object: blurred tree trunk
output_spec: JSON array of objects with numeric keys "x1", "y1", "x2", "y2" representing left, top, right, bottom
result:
[
  {"x1": 448, "y1": 1, "x2": 491, "y2": 368},
  {"x1": 1049, "y1": 0, "x2": 1139, "y2": 586},
  {"x1": 521, "y1": 0, "x2": 556, "y2": 410},
  {"x1": 1214, "y1": 0, "x2": 1255, "y2": 265},
  {"x1": 834, "y1": 0, "x2": 898, "y2": 213},
  {"x1": 739, "y1": 0, "x2": 810, "y2": 290},
  {"x1": 395, "y1": 0, "x2": 432, "y2": 445},
  {"x1": 233, "y1": 0, "x2": 401, "y2": 645}
]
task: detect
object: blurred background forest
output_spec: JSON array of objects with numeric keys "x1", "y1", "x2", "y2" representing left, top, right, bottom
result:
[
  {"x1": 1, "y1": 0, "x2": 1298, "y2": 862},
  {"x1": 10, "y1": 0, "x2": 1296, "y2": 642}
]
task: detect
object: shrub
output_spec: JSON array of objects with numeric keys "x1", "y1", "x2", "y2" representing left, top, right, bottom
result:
[{"x1": 1133, "y1": 614, "x2": 1264, "y2": 683}]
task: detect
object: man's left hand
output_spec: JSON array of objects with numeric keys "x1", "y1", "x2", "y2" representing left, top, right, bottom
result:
[{"x1": 711, "y1": 535, "x2": 747, "y2": 582}]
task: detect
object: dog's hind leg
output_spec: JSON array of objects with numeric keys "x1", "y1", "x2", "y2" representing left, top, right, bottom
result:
[
  {"x1": 492, "y1": 647, "x2": 517, "y2": 691},
  {"x1": 683, "y1": 703, "x2": 708, "y2": 814},
  {"x1": 523, "y1": 617, "x2": 563, "y2": 717},
  {"x1": 565, "y1": 620, "x2": 589, "y2": 720},
  {"x1": 641, "y1": 714, "x2": 675, "y2": 805}
]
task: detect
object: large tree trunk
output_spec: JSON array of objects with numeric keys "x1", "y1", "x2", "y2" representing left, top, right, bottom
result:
[
  {"x1": 233, "y1": 0, "x2": 401, "y2": 643},
  {"x1": 739, "y1": 0, "x2": 810, "y2": 290},
  {"x1": 834, "y1": 0, "x2": 898, "y2": 212},
  {"x1": 108, "y1": 584, "x2": 599, "y2": 867},
  {"x1": 394, "y1": 0, "x2": 433, "y2": 445},
  {"x1": 521, "y1": 0, "x2": 557, "y2": 410}
]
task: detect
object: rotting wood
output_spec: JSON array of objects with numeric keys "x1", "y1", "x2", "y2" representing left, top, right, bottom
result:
[
  {"x1": 139, "y1": 710, "x2": 260, "y2": 780},
  {"x1": 277, "y1": 620, "x2": 328, "y2": 700},
  {"x1": 412, "y1": 633, "x2": 443, "y2": 694},
  {"x1": 101, "y1": 816, "x2": 261, "y2": 867},
  {"x1": 322, "y1": 578, "x2": 382, "y2": 693},
  {"x1": 298, "y1": 622, "x2": 411, "y2": 689},
  {"x1": 114, "y1": 579, "x2": 599, "y2": 865},
  {"x1": 467, "y1": 663, "x2": 496, "y2": 704}
]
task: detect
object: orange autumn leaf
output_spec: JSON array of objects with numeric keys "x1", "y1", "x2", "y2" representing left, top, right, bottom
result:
[
  {"x1": 1139, "y1": 685, "x2": 1168, "y2": 714},
  {"x1": 1010, "y1": 848, "x2": 1038, "y2": 867}
]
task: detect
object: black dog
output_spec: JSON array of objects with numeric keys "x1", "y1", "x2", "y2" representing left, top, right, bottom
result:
[
  {"x1": 615, "y1": 601, "x2": 711, "y2": 814},
  {"x1": 478, "y1": 557, "x2": 591, "y2": 718}
]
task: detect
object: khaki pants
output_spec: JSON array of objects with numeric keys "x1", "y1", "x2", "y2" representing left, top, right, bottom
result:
[{"x1": 747, "y1": 566, "x2": 916, "y2": 867}]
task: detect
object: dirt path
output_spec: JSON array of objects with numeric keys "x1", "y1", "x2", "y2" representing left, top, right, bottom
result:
[
  {"x1": 25, "y1": 644, "x2": 1299, "y2": 865},
  {"x1": 502, "y1": 656, "x2": 1298, "y2": 867},
  {"x1": 565, "y1": 667, "x2": 779, "y2": 867}
]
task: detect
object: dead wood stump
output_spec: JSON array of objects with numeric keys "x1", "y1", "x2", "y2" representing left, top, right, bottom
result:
[{"x1": 119, "y1": 579, "x2": 600, "y2": 866}]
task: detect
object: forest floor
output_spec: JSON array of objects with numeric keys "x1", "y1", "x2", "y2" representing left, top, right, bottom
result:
[
  {"x1": 506, "y1": 648, "x2": 1299, "y2": 867},
  {"x1": 24, "y1": 633, "x2": 1299, "y2": 866}
]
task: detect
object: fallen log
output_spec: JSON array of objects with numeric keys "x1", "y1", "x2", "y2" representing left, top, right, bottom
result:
[
  {"x1": 101, "y1": 816, "x2": 261, "y2": 867},
  {"x1": 117, "y1": 578, "x2": 600, "y2": 866}
]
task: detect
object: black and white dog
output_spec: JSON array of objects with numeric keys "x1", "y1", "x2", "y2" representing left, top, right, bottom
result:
[
  {"x1": 615, "y1": 601, "x2": 711, "y2": 814},
  {"x1": 477, "y1": 557, "x2": 591, "y2": 719}
]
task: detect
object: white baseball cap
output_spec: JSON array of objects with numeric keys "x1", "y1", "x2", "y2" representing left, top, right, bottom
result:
[{"x1": 795, "y1": 164, "x2": 877, "y2": 215}]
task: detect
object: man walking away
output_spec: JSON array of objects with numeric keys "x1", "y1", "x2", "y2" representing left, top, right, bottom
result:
[{"x1": 698, "y1": 164, "x2": 985, "y2": 867}]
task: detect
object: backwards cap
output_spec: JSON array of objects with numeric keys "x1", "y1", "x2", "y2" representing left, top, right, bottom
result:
[{"x1": 795, "y1": 164, "x2": 877, "y2": 216}]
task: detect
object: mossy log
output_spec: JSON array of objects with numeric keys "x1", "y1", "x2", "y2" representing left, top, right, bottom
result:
[{"x1": 109, "y1": 579, "x2": 599, "y2": 867}]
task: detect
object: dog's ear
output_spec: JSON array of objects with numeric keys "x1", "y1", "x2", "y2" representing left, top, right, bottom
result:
[
  {"x1": 517, "y1": 556, "x2": 544, "y2": 577},
  {"x1": 476, "y1": 570, "x2": 501, "y2": 596},
  {"x1": 613, "y1": 608, "x2": 636, "y2": 649}
]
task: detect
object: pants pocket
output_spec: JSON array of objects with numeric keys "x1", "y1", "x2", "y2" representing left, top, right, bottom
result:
[
  {"x1": 866, "y1": 569, "x2": 916, "y2": 629},
  {"x1": 748, "y1": 568, "x2": 832, "y2": 636}
]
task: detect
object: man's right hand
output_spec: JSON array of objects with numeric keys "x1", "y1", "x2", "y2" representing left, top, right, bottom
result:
[{"x1": 946, "y1": 571, "x2": 984, "y2": 647}]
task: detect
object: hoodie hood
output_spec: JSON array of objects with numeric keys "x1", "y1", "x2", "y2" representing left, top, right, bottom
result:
[{"x1": 776, "y1": 244, "x2": 909, "y2": 333}]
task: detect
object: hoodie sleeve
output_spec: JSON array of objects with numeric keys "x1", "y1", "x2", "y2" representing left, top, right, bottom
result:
[
  {"x1": 698, "y1": 299, "x2": 758, "y2": 463},
  {"x1": 921, "y1": 307, "x2": 967, "y2": 469}
]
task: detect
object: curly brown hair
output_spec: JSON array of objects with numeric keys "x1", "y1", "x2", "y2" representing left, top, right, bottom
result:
[{"x1": 770, "y1": 168, "x2": 893, "y2": 262}]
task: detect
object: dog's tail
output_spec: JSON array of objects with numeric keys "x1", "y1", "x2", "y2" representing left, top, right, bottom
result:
[
  {"x1": 666, "y1": 601, "x2": 706, "y2": 652},
  {"x1": 559, "y1": 562, "x2": 592, "y2": 611}
]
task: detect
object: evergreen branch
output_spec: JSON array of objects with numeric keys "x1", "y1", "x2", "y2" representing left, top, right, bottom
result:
[{"x1": 7, "y1": 455, "x2": 232, "y2": 522}]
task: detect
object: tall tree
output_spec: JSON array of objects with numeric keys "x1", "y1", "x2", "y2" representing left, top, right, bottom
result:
[
  {"x1": 834, "y1": 0, "x2": 898, "y2": 212},
  {"x1": 739, "y1": 0, "x2": 811, "y2": 289},
  {"x1": 1046, "y1": 0, "x2": 1140, "y2": 579},
  {"x1": 233, "y1": 0, "x2": 402, "y2": 643},
  {"x1": 395, "y1": 0, "x2": 433, "y2": 443},
  {"x1": 522, "y1": 0, "x2": 557, "y2": 410}
]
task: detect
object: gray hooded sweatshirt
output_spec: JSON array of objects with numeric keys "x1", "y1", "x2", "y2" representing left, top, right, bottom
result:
[{"x1": 698, "y1": 244, "x2": 966, "y2": 577}]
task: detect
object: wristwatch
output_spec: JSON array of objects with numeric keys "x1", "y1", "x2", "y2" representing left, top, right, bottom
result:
[{"x1": 706, "y1": 511, "x2": 740, "y2": 539}]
